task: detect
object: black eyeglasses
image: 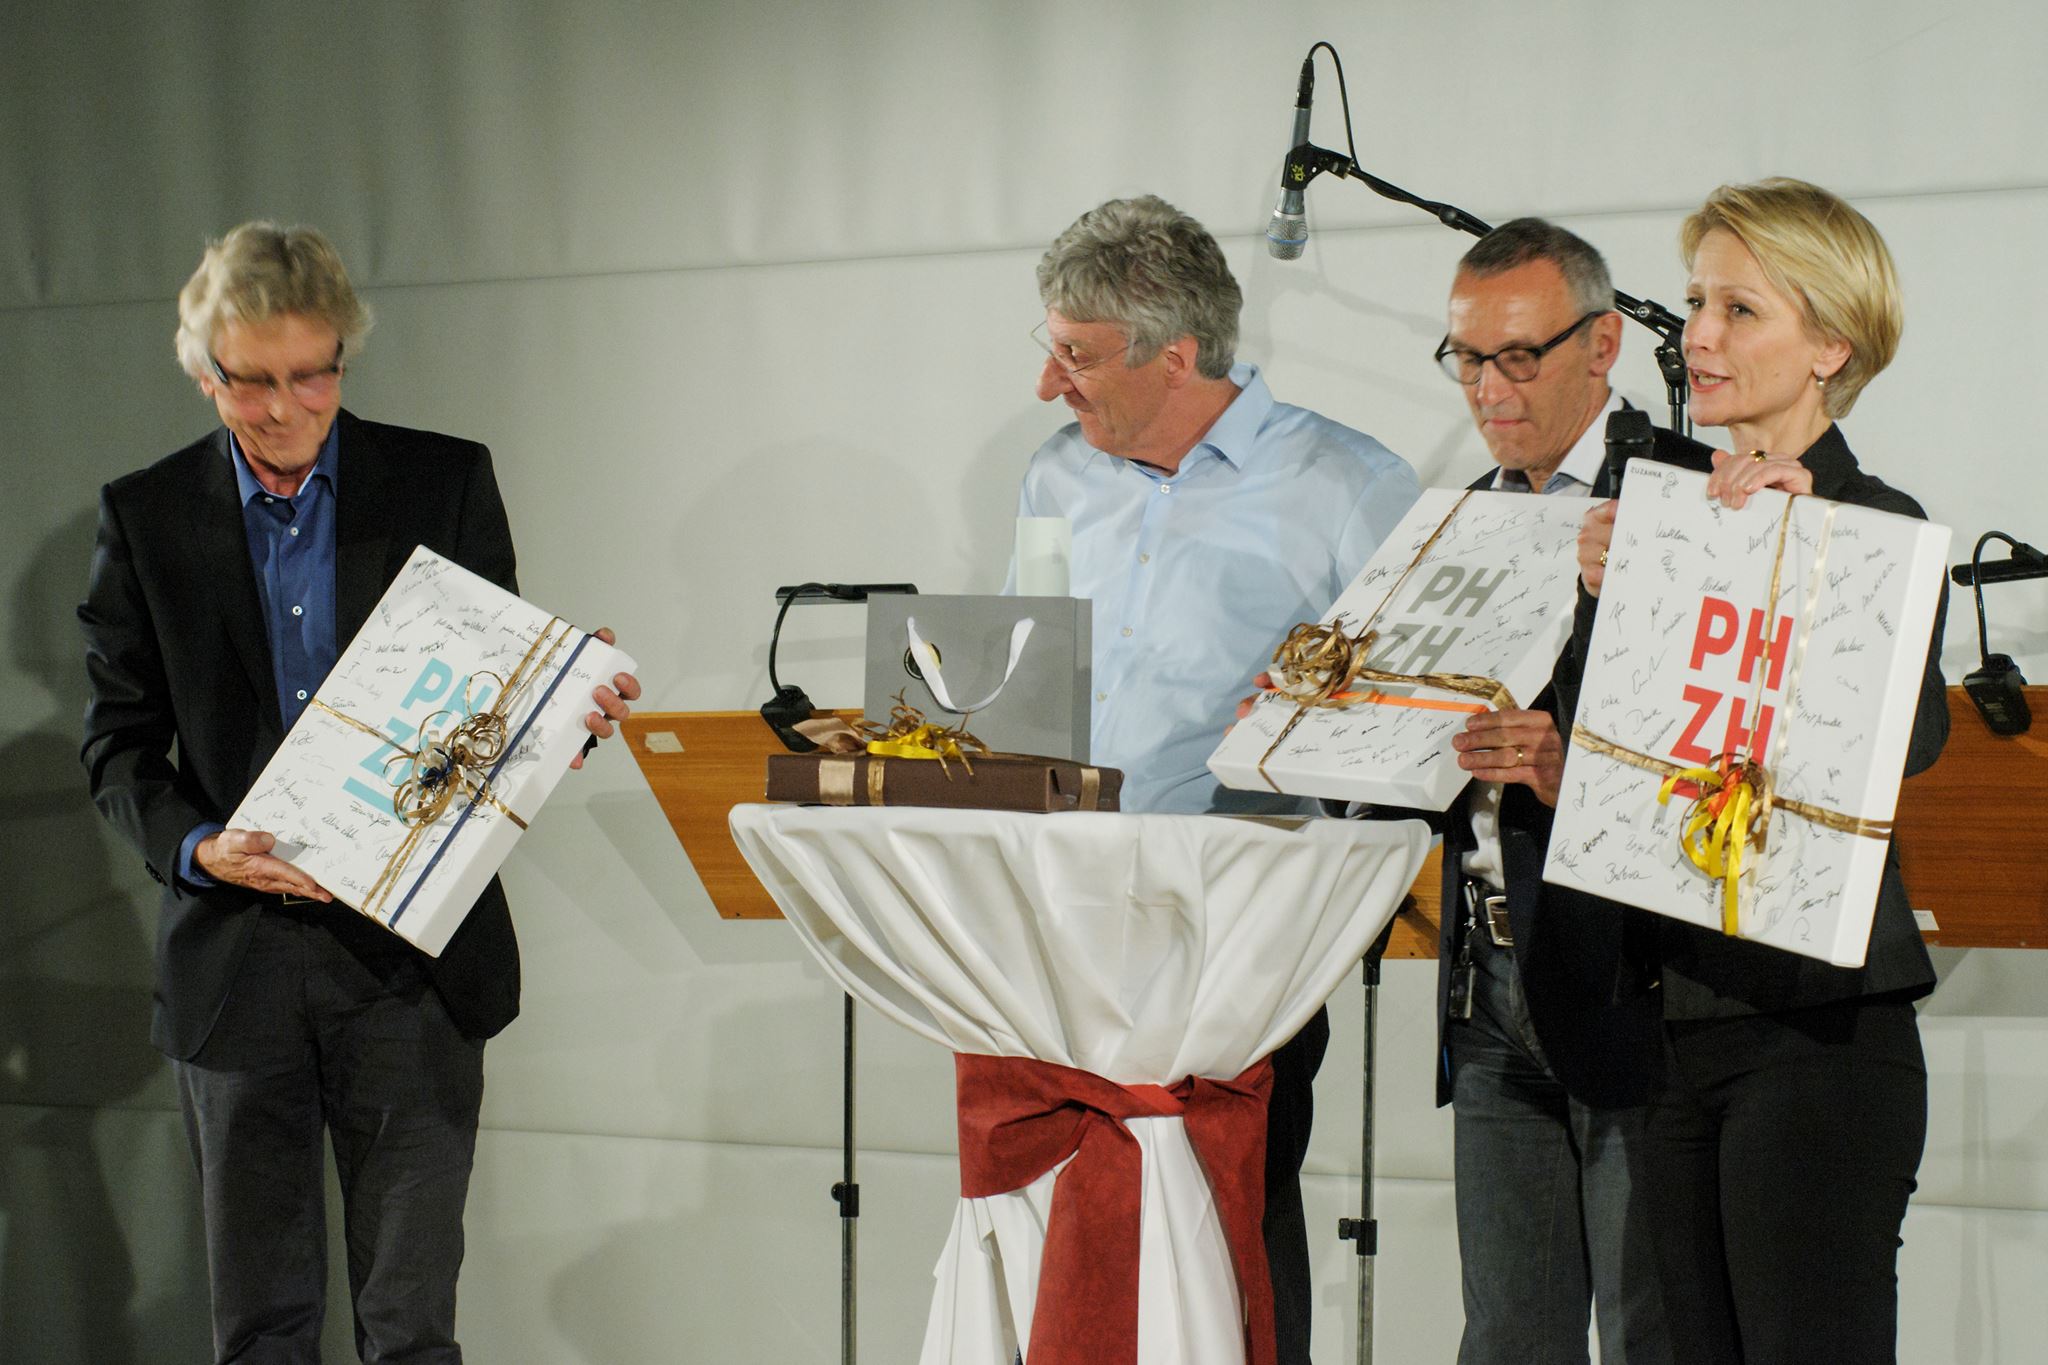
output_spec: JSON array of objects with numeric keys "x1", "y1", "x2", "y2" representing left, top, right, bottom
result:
[
  {"x1": 1434, "y1": 311, "x2": 1603, "y2": 385},
  {"x1": 209, "y1": 341, "x2": 346, "y2": 405}
]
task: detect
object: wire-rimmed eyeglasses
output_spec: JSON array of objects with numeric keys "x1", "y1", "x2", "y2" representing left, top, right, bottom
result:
[
  {"x1": 1030, "y1": 320, "x2": 1134, "y2": 378},
  {"x1": 209, "y1": 341, "x2": 346, "y2": 405}
]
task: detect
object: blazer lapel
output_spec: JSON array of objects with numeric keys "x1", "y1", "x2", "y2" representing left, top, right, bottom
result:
[
  {"x1": 196, "y1": 430, "x2": 285, "y2": 737},
  {"x1": 334, "y1": 410, "x2": 396, "y2": 641}
]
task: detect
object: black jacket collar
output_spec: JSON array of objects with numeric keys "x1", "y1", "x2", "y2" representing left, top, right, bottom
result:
[{"x1": 1795, "y1": 423, "x2": 1860, "y2": 500}]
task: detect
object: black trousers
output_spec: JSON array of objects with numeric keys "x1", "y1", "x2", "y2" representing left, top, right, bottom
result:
[
  {"x1": 1265, "y1": 1004, "x2": 1331, "y2": 1365},
  {"x1": 1634, "y1": 998, "x2": 1926, "y2": 1365},
  {"x1": 174, "y1": 905, "x2": 485, "y2": 1364}
]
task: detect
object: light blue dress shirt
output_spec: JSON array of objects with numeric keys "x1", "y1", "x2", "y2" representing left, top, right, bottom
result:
[{"x1": 1009, "y1": 363, "x2": 1421, "y2": 814}]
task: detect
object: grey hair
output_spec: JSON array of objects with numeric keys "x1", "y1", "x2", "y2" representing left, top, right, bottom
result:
[
  {"x1": 1457, "y1": 218, "x2": 1615, "y2": 317},
  {"x1": 174, "y1": 222, "x2": 373, "y2": 381},
  {"x1": 1035, "y1": 195, "x2": 1240, "y2": 379}
]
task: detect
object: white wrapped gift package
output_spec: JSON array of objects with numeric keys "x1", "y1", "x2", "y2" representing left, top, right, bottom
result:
[
  {"x1": 1542, "y1": 461, "x2": 1949, "y2": 966},
  {"x1": 1208, "y1": 487, "x2": 1588, "y2": 811},
  {"x1": 228, "y1": 546, "x2": 637, "y2": 956}
]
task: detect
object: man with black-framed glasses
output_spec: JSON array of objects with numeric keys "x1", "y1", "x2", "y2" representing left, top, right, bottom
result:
[
  {"x1": 1414, "y1": 219, "x2": 1711, "y2": 1364},
  {"x1": 79, "y1": 221, "x2": 639, "y2": 1364}
]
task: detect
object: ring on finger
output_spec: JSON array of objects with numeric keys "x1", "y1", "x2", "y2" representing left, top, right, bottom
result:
[
  {"x1": 1749, "y1": 449, "x2": 1768, "y2": 462},
  {"x1": 1598, "y1": 549, "x2": 1608, "y2": 567},
  {"x1": 1514, "y1": 745, "x2": 1526, "y2": 765}
]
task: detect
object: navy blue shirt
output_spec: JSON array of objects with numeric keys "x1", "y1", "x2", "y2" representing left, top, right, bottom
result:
[
  {"x1": 231, "y1": 426, "x2": 341, "y2": 729},
  {"x1": 177, "y1": 423, "x2": 342, "y2": 885}
]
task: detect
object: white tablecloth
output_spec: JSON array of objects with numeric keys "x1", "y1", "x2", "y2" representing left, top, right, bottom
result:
[{"x1": 728, "y1": 805, "x2": 1429, "y2": 1365}]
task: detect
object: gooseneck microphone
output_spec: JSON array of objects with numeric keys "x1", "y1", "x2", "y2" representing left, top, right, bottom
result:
[
  {"x1": 1266, "y1": 56, "x2": 1316, "y2": 260},
  {"x1": 1598, "y1": 406, "x2": 1655, "y2": 499}
]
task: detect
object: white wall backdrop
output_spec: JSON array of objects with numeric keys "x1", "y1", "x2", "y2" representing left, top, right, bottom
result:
[{"x1": 4, "y1": 1, "x2": 2046, "y2": 1360}]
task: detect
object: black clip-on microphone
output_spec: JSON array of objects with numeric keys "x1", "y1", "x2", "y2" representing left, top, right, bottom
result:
[{"x1": 1597, "y1": 407, "x2": 1655, "y2": 501}]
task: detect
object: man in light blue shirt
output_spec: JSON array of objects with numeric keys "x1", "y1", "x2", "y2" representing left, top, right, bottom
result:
[
  {"x1": 1007, "y1": 194, "x2": 1420, "y2": 1364},
  {"x1": 1012, "y1": 197, "x2": 1420, "y2": 815}
]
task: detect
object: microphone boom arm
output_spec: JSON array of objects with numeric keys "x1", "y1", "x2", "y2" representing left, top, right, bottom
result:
[{"x1": 1284, "y1": 143, "x2": 1692, "y2": 433}]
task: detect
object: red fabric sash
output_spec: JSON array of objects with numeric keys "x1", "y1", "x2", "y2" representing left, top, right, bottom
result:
[{"x1": 954, "y1": 1051, "x2": 1276, "y2": 1365}]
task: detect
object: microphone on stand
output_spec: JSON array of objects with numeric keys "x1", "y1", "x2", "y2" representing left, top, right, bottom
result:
[
  {"x1": 1266, "y1": 56, "x2": 1316, "y2": 259},
  {"x1": 1597, "y1": 406, "x2": 1654, "y2": 499}
]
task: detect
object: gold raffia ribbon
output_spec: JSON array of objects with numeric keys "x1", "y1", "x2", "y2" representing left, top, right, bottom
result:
[
  {"x1": 1252, "y1": 489, "x2": 1523, "y2": 791},
  {"x1": 1256, "y1": 620, "x2": 1519, "y2": 792},
  {"x1": 311, "y1": 616, "x2": 577, "y2": 919},
  {"x1": 1571, "y1": 724, "x2": 1894, "y2": 936},
  {"x1": 856, "y1": 693, "x2": 991, "y2": 775}
]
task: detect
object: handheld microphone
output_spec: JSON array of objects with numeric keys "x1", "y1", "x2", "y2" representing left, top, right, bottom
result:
[
  {"x1": 1266, "y1": 57, "x2": 1315, "y2": 260},
  {"x1": 1598, "y1": 407, "x2": 1654, "y2": 499}
]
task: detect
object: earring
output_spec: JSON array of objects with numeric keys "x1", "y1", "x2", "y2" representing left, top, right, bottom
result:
[{"x1": 1815, "y1": 373, "x2": 1828, "y2": 389}]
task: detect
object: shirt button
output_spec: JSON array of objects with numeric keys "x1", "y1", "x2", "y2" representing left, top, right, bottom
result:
[
  {"x1": 1138, "y1": 552, "x2": 1151, "y2": 564},
  {"x1": 289, "y1": 527, "x2": 300, "y2": 537},
  {"x1": 1120, "y1": 626, "x2": 1133, "y2": 638},
  {"x1": 295, "y1": 689, "x2": 308, "y2": 701},
  {"x1": 263, "y1": 496, "x2": 275, "y2": 504},
  {"x1": 1159, "y1": 484, "x2": 1173, "y2": 495},
  {"x1": 291, "y1": 605, "x2": 304, "y2": 617},
  {"x1": 1096, "y1": 691, "x2": 1108, "y2": 702}
]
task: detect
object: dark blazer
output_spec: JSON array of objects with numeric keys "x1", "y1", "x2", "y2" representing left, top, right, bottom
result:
[
  {"x1": 1565, "y1": 424, "x2": 1946, "y2": 1020},
  {"x1": 1416, "y1": 422, "x2": 1716, "y2": 1108},
  {"x1": 80, "y1": 410, "x2": 524, "y2": 1060}
]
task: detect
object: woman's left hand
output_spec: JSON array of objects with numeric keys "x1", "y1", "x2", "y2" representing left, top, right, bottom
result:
[{"x1": 1705, "y1": 446, "x2": 1814, "y2": 509}]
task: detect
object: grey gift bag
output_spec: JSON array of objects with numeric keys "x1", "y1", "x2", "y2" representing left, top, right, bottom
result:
[{"x1": 863, "y1": 595, "x2": 1092, "y2": 762}]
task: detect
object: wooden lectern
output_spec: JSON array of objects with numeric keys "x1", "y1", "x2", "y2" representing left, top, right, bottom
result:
[
  {"x1": 622, "y1": 709, "x2": 861, "y2": 919},
  {"x1": 1892, "y1": 686, "x2": 2048, "y2": 949},
  {"x1": 620, "y1": 710, "x2": 1443, "y2": 954},
  {"x1": 621, "y1": 688, "x2": 2048, "y2": 954}
]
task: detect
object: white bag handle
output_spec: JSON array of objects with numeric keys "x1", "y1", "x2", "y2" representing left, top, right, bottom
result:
[{"x1": 905, "y1": 616, "x2": 1035, "y2": 716}]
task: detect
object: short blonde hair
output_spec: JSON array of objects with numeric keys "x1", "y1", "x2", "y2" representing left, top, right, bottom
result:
[
  {"x1": 1680, "y1": 178, "x2": 1901, "y2": 419},
  {"x1": 174, "y1": 222, "x2": 373, "y2": 381}
]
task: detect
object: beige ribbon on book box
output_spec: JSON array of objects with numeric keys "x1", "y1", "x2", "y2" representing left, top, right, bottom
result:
[{"x1": 798, "y1": 695, "x2": 1104, "y2": 809}]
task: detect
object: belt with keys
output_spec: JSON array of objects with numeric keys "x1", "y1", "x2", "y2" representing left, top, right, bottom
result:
[{"x1": 1446, "y1": 878, "x2": 1513, "y2": 1021}]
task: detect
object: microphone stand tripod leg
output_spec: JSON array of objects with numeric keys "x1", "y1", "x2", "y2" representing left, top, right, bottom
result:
[
  {"x1": 1339, "y1": 921, "x2": 1394, "y2": 1365},
  {"x1": 830, "y1": 992, "x2": 861, "y2": 1365}
]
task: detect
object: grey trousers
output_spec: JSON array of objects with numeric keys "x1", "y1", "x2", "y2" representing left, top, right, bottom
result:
[
  {"x1": 1447, "y1": 935, "x2": 1671, "y2": 1365},
  {"x1": 174, "y1": 905, "x2": 485, "y2": 1364}
]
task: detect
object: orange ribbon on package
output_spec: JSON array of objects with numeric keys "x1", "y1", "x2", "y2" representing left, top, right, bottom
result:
[{"x1": 1257, "y1": 490, "x2": 1519, "y2": 789}]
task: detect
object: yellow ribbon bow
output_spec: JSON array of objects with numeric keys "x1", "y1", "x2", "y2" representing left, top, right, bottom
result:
[
  {"x1": 1656, "y1": 753, "x2": 1772, "y2": 936},
  {"x1": 857, "y1": 694, "x2": 991, "y2": 774}
]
